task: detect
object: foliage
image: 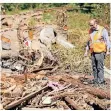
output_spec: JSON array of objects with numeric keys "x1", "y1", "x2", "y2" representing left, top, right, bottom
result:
[
  {"x1": 91, "y1": 4, "x2": 110, "y2": 29},
  {"x1": 28, "y1": 17, "x2": 37, "y2": 28},
  {"x1": 2, "y1": 3, "x2": 110, "y2": 71},
  {"x1": 52, "y1": 44, "x2": 92, "y2": 74}
]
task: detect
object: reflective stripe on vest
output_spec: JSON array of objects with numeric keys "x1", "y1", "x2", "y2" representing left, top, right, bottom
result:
[{"x1": 89, "y1": 26, "x2": 106, "y2": 53}]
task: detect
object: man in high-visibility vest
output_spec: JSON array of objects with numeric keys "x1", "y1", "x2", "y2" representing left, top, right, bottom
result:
[{"x1": 84, "y1": 19, "x2": 110, "y2": 84}]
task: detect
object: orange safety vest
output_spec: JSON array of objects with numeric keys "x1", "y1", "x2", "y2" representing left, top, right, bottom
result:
[{"x1": 89, "y1": 26, "x2": 106, "y2": 53}]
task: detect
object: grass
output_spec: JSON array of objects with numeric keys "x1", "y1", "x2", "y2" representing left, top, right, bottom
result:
[
  {"x1": 67, "y1": 12, "x2": 91, "y2": 30},
  {"x1": 67, "y1": 12, "x2": 91, "y2": 49},
  {"x1": 67, "y1": 11, "x2": 110, "y2": 69},
  {"x1": 52, "y1": 44, "x2": 92, "y2": 74},
  {"x1": 52, "y1": 11, "x2": 110, "y2": 72},
  {"x1": 42, "y1": 10, "x2": 56, "y2": 24},
  {"x1": 6, "y1": 9, "x2": 32, "y2": 15},
  {"x1": 28, "y1": 17, "x2": 37, "y2": 28},
  {"x1": 51, "y1": 11, "x2": 93, "y2": 74},
  {"x1": 5, "y1": 7, "x2": 110, "y2": 71}
]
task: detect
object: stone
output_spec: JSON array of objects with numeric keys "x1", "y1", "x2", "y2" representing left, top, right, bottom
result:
[
  {"x1": 11, "y1": 85, "x2": 23, "y2": 98},
  {"x1": 42, "y1": 96, "x2": 52, "y2": 105},
  {"x1": 40, "y1": 26, "x2": 56, "y2": 50},
  {"x1": 0, "y1": 104, "x2": 4, "y2": 110}
]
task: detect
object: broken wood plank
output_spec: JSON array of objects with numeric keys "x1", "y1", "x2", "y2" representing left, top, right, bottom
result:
[
  {"x1": 47, "y1": 83, "x2": 71, "y2": 96},
  {"x1": 52, "y1": 92, "x2": 75, "y2": 101},
  {"x1": 86, "y1": 88, "x2": 110, "y2": 100},
  {"x1": 46, "y1": 66, "x2": 59, "y2": 74},
  {"x1": 18, "y1": 55, "x2": 30, "y2": 61},
  {"x1": 64, "y1": 97, "x2": 82, "y2": 110},
  {"x1": 61, "y1": 76, "x2": 110, "y2": 99},
  {"x1": 84, "y1": 94, "x2": 110, "y2": 110},
  {"x1": 60, "y1": 101, "x2": 70, "y2": 110},
  {"x1": 31, "y1": 67, "x2": 54, "y2": 73},
  {"x1": 4, "y1": 86, "x2": 49, "y2": 110}
]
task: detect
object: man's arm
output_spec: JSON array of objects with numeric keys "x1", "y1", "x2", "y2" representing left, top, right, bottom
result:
[
  {"x1": 102, "y1": 29, "x2": 111, "y2": 54},
  {"x1": 84, "y1": 41, "x2": 90, "y2": 56}
]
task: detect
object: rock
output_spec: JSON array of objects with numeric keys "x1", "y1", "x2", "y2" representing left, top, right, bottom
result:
[
  {"x1": 35, "y1": 73, "x2": 46, "y2": 80},
  {"x1": 1, "y1": 17, "x2": 14, "y2": 27},
  {"x1": 31, "y1": 87, "x2": 37, "y2": 92},
  {"x1": 40, "y1": 26, "x2": 57, "y2": 50},
  {"x1": 83, "y1": 94, "x2": 88, "y2": 99},
  {"x1": 37, "y1": 70, "x2": 47, "y2": 75},
  {"x1": 83, "y1": 82, "x2": 88, "y2": 85},
  {"x1": 72, "y1": 75, "x2": 81, "y2": 79},
  {"x1": 11, "y1": 85, "x2": 24, "y2": 98},
  {"x1": 2, "y1": 42, "x2": 11, "y2": 50},
  {"x1": 57, "y1": 38, "x2": 75, "y2": 49},
  {"x1": 0, "y1": 104, "x2": 4, "y2": 110},
  {"x1": 2, "y1": 61, "x2": 12, "y2": 68},
  {"x1": 104, "y1": 66, "x2": 111, "y2": 78},
  {"x1": 42, "y1": 96, "x2": 52, "y2": 105}
]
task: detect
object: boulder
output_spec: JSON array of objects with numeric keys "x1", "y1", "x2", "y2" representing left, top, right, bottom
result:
[{"x1": 39, "y1": 26, "x2": 57, "y2": 50}]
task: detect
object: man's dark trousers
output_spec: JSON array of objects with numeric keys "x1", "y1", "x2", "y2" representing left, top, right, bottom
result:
[{"x1": 91, "y1": 52, "x2": 105, "y2": 83}]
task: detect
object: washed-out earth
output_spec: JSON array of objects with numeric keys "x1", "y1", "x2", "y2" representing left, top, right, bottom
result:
[{"x1": 0, "y1": 3, "x2": 111, "y2": 110}]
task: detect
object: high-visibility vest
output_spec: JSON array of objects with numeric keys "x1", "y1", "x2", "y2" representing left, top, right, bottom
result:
[{"x1": 89, "y1": 26, "x2": 106, "y2": 53}]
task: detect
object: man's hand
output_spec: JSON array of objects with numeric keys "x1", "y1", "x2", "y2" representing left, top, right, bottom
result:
[
  {"x1": 106, "y1": 51, "x2": 110, "y2": 55},
  {"x1": 84, "y1": 51, "x2": 88, "y2": 57}
]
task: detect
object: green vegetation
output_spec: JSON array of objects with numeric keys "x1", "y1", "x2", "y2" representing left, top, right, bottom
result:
[
  {"x1": 52, "y1": 12, "x2": 93, "y2": 73},
  {"x1": 28, "y1": 17, "x2": 37, "y2": 28},
  {"x1": 43, "y1": 11, "x2": 56, "y2": 24},
  {"x1": 2, "y1": 3, "x2": 110, "y2": 72},
  {"x1": 52, "y1": 44, "x2": 92, "y2": 74}
]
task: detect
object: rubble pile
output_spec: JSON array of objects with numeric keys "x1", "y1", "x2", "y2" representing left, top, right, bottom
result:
[
  {"x1": 0, "y1": 73, "x2": 110, "y2": 110},
  {"x1": 0, "y1": 9, "x2": 110, "y2": 110}
]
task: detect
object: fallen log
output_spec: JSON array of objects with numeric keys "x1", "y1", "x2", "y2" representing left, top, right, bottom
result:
[
  {"x1": 61, "y1": 76, "x2": 110, "y2": 99},
  {"x1": 86, "y1": 88, "x2": 110, "y2": 100},
  {"x1": 52, "y1": 92, "x2": 76, "y2": 101},
  {"x1": 4, "y1": 86, "x2": 49, "y2": 110},
  {"x1": 64, "y1": 97, "x2": 82, "y2": 110},
  {"x1": 84, "y1": 94, "x2": 110, "y2": 110},
  {"x1": 46, "y1": 66, "x2": 59, "y2": 74}
]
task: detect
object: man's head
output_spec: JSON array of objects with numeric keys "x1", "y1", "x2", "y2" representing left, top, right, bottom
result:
[{"x1": 89, "y1": 19, "x2": 98, "y2": 30}]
